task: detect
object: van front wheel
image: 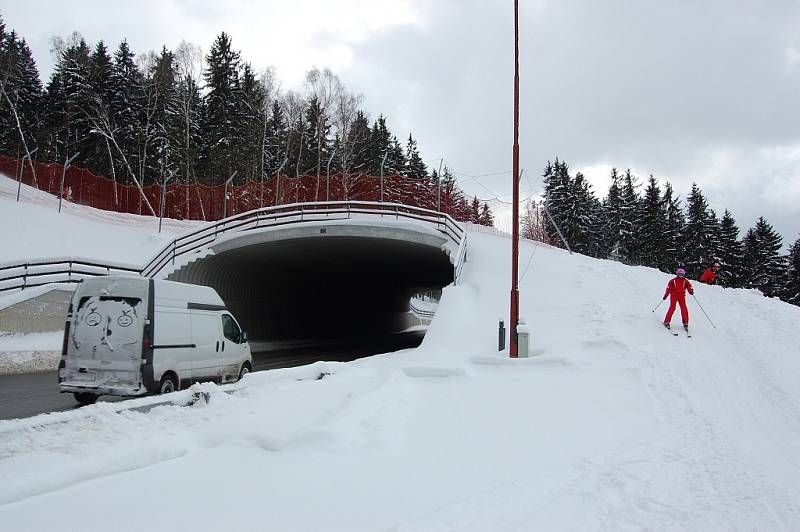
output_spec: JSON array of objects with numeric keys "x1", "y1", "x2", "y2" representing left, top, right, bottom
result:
[
  {"x1": 73, "y1": 392, "x2": 98, "y2": 405},
  {"x1": 159, "y1": 374, "x2": 178, "y2": 394},
  {"x1": 238, "y1": 362, "x2": 251, "y2": 381}
]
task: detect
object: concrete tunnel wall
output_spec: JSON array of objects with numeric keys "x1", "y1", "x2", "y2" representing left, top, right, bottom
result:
[{"x1": 166, "y1": 223, "x2": 455, "y2": 342}]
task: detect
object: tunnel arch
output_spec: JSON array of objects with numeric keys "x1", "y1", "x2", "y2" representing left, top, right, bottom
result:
[{"x1": 165, "y1": 221, "x2": 457, "y2": 345}]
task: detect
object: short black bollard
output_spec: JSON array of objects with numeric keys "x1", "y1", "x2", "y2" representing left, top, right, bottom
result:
[{"x1": 498, "y1": 320, "x2": 506, "y2": 351}]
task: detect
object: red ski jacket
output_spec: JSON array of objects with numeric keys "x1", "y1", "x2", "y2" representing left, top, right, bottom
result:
[
  {"x1": 699, "y1": 268, "x2": 717, "y2": 284},
  {"x1": 663, "y1": 277, "x2": 694, "y2": 300}
]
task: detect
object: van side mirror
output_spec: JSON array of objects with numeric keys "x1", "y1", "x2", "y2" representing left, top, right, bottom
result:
[{"x1": 241, "y1": 331, "x2": 248, "y2": 343}]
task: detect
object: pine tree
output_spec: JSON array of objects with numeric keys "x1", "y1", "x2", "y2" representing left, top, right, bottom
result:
[
  {"x1": 682, "y1": 183, "x2": 716, "y2": 277},
  {"x1": 717, "y1": 210, "x2": 744, "y2": 287},
  {"x1": 264, "y1": 99, "x2": 288, "y2": 176},
  {"x1": 661, "y1": 182, "x2": 685, "y2": 273},
  {"x1": 479, "y1": 202, "x2": 494, "y2": 227},
  {"x1": 344, "y1": 110, "x2": 370, "y2": 175},
  {"x1": 785, "y1": 236, "x2": 800, "y2": 306},
  {"x1": 405, "y1": 133, "x2": 427, "y2": 178},
  {"x1": 367, "y1": 115, "x2": 391, "y2": 175},
  {"x1": 638, "y1": 175, "x2": 668, "y2": 269},
  {"x1": 601, "y1": 167, "x2": 624, "y2": 259},
  {"x1": 384, "y1": 135, "x2": 405, "y2": 176},
  {"x1": 302, "y1": 94, "x2": 331, "y2": 179},
  {"x1": 150, "y1": 47, "x2": 181, "y2": 185},
  {"x1": 618, "y1": 169, "x2": 641, "y2": 263},
  {"x1": 203, "y1": 32, "x2": 241, "y2": 183},
  {"x1": 542, "y1": 159, "x2": 571, "y2": 250},
  {"x1": 174, "y1": 72, "x2": 203, "y2": 188},
  {"x1": 56, "y1": 37, "x2": 93, "y2": 168},
  {"x1": 107, "y1": 40, "x2": 143, "y2": 185},
  {"x1": 439, "y1": 165, "x2": 464, "y2": 215},
  {"x1": 84, "y1": 40, "x2": 114, "y2": 176},
  {"x1": 237, "y1": 63, "x2": 267, "y2": 182},
  {"x1": 469, "y1": 196, "x2": 480, "y2": 224},
  {"x1": 567, "y1": 171, "x2": 601, "y2": 256},
  {"x1": 741, "y1": 217, "x2": 787, "y2": 298},
  {"x1": 0, "y1": 30, "x2": 42, "y2": 160}
]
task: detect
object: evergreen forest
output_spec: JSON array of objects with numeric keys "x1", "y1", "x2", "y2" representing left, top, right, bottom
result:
[
  {"x1": 532, "y1": 159, "x2": 800, "y2": 307},
  {"x1": 0, "y1": 17, "x2": 495, "y2": 225}
]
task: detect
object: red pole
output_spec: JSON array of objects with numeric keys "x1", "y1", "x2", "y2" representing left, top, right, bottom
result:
[{"x1": 510, "y1": 0, "x2": 520, "y2": 358}]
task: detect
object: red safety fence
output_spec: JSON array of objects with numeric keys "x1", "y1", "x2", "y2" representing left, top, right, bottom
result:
[{"x1": 0, "y1": 155, "x2": 473, "y2": 222}]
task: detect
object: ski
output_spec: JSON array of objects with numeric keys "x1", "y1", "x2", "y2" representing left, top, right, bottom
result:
[
  {"x1": 663, "y1": 323, "x2": 678, "y2": 336},
  {"x1": 683, "y1": 326, "x2": 692, "y2": 338}
]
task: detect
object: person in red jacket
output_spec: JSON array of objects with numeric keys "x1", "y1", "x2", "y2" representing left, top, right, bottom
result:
[
  {"x1": 699, "y1": 262, "x2": 721, "y2": 284},
  {"x1": 663, "y1": 268, "x2": 694, "y2": 330}
]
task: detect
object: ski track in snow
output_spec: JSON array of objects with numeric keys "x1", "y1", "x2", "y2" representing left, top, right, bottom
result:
[{"x1": 0, "y1": 219, "x2": 799, "y2": 529}]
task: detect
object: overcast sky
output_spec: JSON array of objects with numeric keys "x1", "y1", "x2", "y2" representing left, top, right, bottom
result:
[{"x1": 2, "y1": 0, "x2": 799, "y2": 244}]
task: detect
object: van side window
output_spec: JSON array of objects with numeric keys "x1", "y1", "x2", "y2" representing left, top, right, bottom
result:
[{"x1": 221, "y1": 314, "x2": 241, "y2": 343}]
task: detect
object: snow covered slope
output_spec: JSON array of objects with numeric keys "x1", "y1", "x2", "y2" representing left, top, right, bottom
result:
[
  {"x1": 1, "y1": 224, "x2": 799, "y2": 530},
  {"x1": 0, "y1": 173, "x2": 204, "y2": 265}
]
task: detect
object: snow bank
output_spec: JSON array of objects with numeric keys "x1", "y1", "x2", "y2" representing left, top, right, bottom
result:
[
  {"x1": 0, "y1": 173, "x2": 205, "y2": 266},
  {"x1": 1, "y1": 224, "x2": 800, "y2": 530},
  {"x1": 0, "y1": 350, "x2": 60, "y2": 374},
  {"x1": 0, "y1": 332, "x2": 62, "y2": 374}
]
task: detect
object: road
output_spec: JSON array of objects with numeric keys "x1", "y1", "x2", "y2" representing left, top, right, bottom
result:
[{"x1": 0, "y1": 330, "x2": 425, "y2": 421}]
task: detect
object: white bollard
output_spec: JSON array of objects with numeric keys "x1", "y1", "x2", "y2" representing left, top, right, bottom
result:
[{"x1": 517, "y1": 318, "x2": 530, "y2": 358}]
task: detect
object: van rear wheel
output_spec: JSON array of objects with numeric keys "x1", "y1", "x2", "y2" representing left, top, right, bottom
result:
[
  {"x1": 159, "y1": 374, "x2": 178, "y2": 394},
  {"x1": 238, "y1": 362, "x2": 251, "y2": 381},
  {"x1": 73, "y1": 392, "x2": 98, "y2": 405}
]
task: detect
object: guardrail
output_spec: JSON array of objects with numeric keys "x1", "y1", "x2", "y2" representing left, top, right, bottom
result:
[
  {"x1": 409, "y1": 299, "x2": 438, "y2": 320},
  {"x1": 0, "y1": 201, "x2": 468, "y2": 296},
  {"x1": 0, "y1": 258, "x2": 141, "y2": 293},
  {"x1": 141, "y1": 201, "x2": 466, "y2": 279}
]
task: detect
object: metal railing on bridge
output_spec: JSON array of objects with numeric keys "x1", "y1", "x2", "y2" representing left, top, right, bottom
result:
[
  {"x1": 0, "y1": 201, "x2": 469, "y2": 296},
  {"x1": 140, "y1": 201, "x2": 467, "y2": 280},
  {"x1": 0, "y1": 258, "x2": 140, "y2": 293}
]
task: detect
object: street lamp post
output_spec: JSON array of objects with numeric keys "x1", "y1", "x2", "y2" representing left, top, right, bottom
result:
[
  {"x1": 159, "y1": 173, "x2": 174, "y2": 233},
  {"x1": 16, "y1": 147, "x2": 38, "y2": 202},
  {"x1": 509, "y1": 0, "x2": 521, "y2": 357},
  {"x1": 223, "y1": 171, "x2": 237, "y2": 219},
  {"x1": 326, "y1": 146, "x2": 337, "y2": 202},
  {"x1": 58, "y1": 152, "x2": 80, "y2": 213},
  {"x1": 274, "y1": 158, "x2": 288, "y2": 207},
  {"x1": 436, "y1": 157, "x2": 443, "y2": 211},
  {"x1": 380, "y1": 150, "x2": 388, "y2": 202}
]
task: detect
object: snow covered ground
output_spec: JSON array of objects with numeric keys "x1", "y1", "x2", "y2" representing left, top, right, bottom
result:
[
  {"x1": 0, "y1": 173, "x2": 204, "y2": 266},
  {"x1": 1, "y1": 222, "x2": 799, "y2": 530}
]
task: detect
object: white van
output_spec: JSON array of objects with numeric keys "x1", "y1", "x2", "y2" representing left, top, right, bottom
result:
[{"x1": 59, "y1": 276, "x2": 252, "y2": 404}]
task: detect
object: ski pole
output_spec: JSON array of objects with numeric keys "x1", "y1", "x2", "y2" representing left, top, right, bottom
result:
[
  {"x1": 651, "y1": 299, "x2": 665, "y2": 313},
  {"x1": 692, "y1": 294, "x2": 717, "y2": 329}
]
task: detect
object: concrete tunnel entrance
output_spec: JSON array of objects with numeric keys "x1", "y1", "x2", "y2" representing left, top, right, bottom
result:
[{"x1": 166, "y1": 223, "x2": 455, "y2": 353}]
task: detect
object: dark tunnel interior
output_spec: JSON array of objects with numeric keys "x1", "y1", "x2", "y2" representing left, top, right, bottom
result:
[{"x1": 168, "y1": 235, "x2": 454, "y2": 345}]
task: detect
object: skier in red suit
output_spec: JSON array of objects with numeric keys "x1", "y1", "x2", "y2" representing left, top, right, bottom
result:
[
  {"x1": 698, "y1": 262, "x2": 721, "y2": 284},
  {"x1": 663, "y1": 268, "x2": 694, "y2": 330}
]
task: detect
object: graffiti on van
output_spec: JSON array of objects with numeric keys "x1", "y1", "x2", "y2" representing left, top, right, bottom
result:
[{"x1": 72, "y1": 296, "x2": 143, "y2": 354}]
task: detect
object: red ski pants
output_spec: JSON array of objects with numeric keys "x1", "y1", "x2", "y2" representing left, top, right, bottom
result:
[{"x1": 664, "y1": 296, "x2": 689, "y2": 325}]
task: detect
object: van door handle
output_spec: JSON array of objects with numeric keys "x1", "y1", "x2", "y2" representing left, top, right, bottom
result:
[
  {"x1": 216, "y1": 341, "x2": 219, "y2": 352},
  {"x1": 222, "y1": 341, "x2": 225, "y2": 352}
]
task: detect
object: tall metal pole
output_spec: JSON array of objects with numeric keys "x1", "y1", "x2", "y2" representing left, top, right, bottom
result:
[
  {"x1": 16, "y1": 147, "x2": 38, "y2": 202},
  {"x1": 510, "y1": 0, "x2": 521, "y2": 358},
  {"x1": 159, "y1": 174, "x2": 174, "y2": 233},
  {"x1": 58, "y1": 152, "x2": 80, "y2": 214},
  {"x1": 223, "y1": 171, "x2": 237, "y2": 219},
  {"x1": 437, "y1": 157, "x2": 443, "y2": 211},
  {"x1": 380, "y1": 150, "x2": 388, "y2": 202},
  {"x1": 274, "y1": 158, "x2": 288, "y2": 207},
  {"x1": 326, "y1": 146, "x2": 337, "y2": 202}
]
